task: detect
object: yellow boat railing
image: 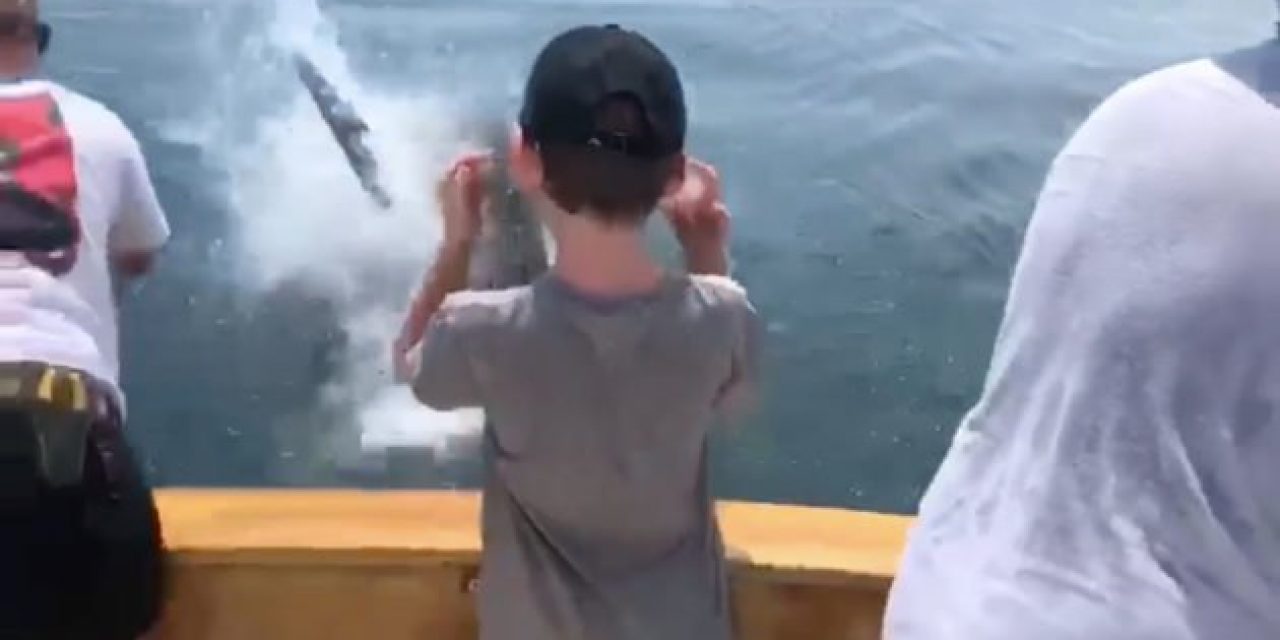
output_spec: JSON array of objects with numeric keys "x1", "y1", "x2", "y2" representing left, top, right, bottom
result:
[{"x1": 152, "y1": 489, "x2": 911, "y2": 640}]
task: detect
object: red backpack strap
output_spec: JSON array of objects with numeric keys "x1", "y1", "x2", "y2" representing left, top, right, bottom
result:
[{"x1": 0, "y1": 90, "x2": 79, "y2": 275}]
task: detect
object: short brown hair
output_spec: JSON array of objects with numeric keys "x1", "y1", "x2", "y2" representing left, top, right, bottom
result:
[
  {"x1": 531, "y1": 96, "x2": 680, "y2": 225},
  {"x1": 537, "y1": 145, "x2": 678, "y2": 225}
]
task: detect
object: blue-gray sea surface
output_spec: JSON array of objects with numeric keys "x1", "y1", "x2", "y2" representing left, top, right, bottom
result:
[{"x1": 44, "y1": 0, "x2": 1271, "y2": 513}]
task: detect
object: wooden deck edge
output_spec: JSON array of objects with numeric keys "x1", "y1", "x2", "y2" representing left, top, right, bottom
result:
[{"x1": 154, "y1": 489, "x2": 912, "y2": 590}]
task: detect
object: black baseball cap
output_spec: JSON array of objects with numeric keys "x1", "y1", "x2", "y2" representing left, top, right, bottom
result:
[{"x1": 519, "y1": 24, "x2": 686, "y2": 160}]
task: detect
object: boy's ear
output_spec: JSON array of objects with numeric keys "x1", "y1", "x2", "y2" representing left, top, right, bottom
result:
[
  {"x1": 508, "y1": 125, "x2": 544, "y2": 195},
  {"x1": 661, "y1": 153, "x2": 688, "y2": 200}
]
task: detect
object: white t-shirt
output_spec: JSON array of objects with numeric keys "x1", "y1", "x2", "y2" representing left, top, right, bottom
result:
[
  {"x1": 884, "y1": 58, "x2": 1280, "y2": 640},
  {"x1": 0, "y1": 79, "x2": 169, "y2": 409}
]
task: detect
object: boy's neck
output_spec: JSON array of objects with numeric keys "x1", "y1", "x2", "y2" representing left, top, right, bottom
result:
[{"x1": 547, "y1": 209, "x2": 664, "y2": 298}]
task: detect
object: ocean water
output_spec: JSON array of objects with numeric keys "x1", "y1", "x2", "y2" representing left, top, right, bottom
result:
[{"x1": 43, "y1": 0, "x2": 1271, "y2": 514}]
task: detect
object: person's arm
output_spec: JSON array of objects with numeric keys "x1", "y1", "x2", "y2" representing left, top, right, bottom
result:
[
  {"x1": 714, "y1": 288, "x2": 763, "y2": 421},
  {"x1": 392, "y1": 153, "x2": 488, "y2": 383},
  {"x1": 393, "y1": 239, "x2": 472, "y2": 381},
  {"x1": 679, "y1": 203, "x2": 731, "y2": 276},
  {"x1": 404, "y1": 261, "x2": 485, "y2": 411},
  {"x1": 108, "y1": 126, "x2": 170, "y2": 281},
  {"x1": 662, "y1": 157, "x2": 732, "y2": 277}
]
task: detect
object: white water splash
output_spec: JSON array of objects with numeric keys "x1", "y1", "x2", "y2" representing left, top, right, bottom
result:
[{"x1": 165, "y1": 0, "x2": 488, "y2": 463}]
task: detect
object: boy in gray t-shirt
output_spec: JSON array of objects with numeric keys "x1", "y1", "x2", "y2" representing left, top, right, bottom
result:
[{"x1": 393, "y1": 24, "x2": 761, "y2": 640}]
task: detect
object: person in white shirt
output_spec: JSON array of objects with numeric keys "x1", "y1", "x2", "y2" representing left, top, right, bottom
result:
[
  {"x1": 884, "y1": 7, "x2": 1280, "y2": 640},
  {"x1": 0, "y1": 1, "x2": 172, "y2": 639}
]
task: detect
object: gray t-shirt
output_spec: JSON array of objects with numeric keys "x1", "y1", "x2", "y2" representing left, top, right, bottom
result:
[{"x1": 413, "y1": 272, "x2": 762, "y2": 640}]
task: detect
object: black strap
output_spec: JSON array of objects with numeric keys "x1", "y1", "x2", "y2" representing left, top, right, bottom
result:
[
  {"x1": 0, "y1": 363, "x2": 113, "y2": 491},
  {"x1": 0, "y1": 361, "x2": 93, "y2": 414}
]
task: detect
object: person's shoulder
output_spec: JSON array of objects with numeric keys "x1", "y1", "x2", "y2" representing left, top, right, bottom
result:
[
  {"x1": 684, "y1": 274, "x2": 759, "y2": 330},
  {"x1": 687, "y1": 274, "x2": 752, "y2": 308},
  {"x1": 46, "y1": 82, "x2": 139, "y2": 146},
  {"x1": 1058, "y1": 58, "x2": 1229, "y2": 158},
  {"x1": 1131, "y1": 58, "x2": 1211, "y2": 84},
  {"x1": 1100, "y1": 59, "x2": 1222, "y2": 112},
  {"x1": 438, "y1": 286, "x2": 533, "y2": 330},
  {"x1": 47, "y1": 82, "x2": 111, "y2": 113}
]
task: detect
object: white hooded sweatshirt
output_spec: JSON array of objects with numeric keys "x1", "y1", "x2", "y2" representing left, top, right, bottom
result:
[{"x1": 884, "y1": 55, "x2": 1280, "y2": 640}]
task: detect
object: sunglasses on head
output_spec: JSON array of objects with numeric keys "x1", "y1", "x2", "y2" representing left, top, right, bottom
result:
[{"x1": 0, "y1": 15, "x2": 49, "y2": 54}]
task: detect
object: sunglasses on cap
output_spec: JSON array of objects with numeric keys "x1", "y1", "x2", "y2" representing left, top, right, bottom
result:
[{"x1": 0, "y1": 15, "x2": 49, "y2": 54}]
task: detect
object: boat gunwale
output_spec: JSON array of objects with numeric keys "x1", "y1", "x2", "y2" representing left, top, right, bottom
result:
[{"x1": 155, "y1": 488, "x2": 908, "y2": 591}]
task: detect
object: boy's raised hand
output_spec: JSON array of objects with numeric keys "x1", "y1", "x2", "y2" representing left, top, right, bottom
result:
[
  {"x1": 660, "y1": 157, "x2": 731, "y2": 275},
  {"x1": 437, "y1": 152, "x2": 494, "y2": 246}
]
